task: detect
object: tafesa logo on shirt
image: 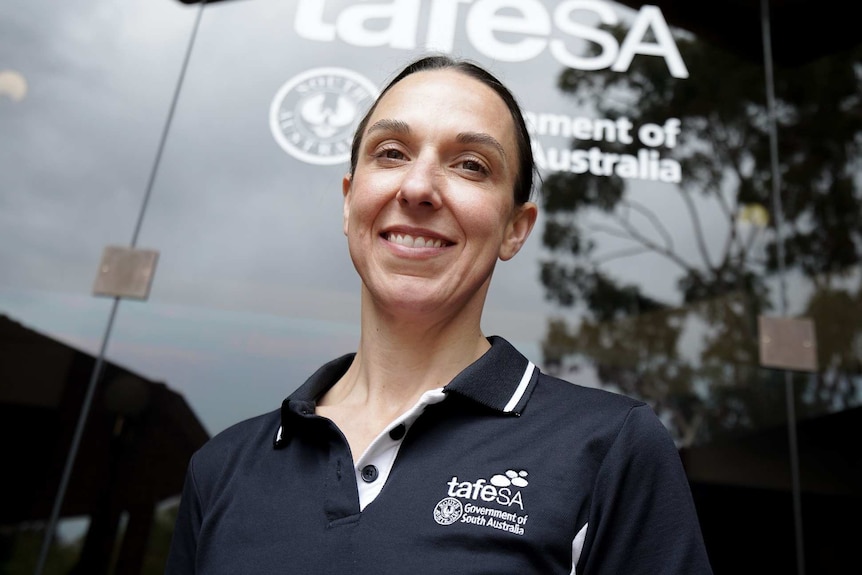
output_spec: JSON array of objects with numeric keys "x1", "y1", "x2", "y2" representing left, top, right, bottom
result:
[
  {"x1": 447, "y1": 470, "x2": 528, "y2": 508},
  {"x1": 433, "y1": 470, "x2": 531, "y2": 536}
]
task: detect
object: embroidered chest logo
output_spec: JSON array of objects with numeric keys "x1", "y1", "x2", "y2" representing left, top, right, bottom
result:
[{"x1": 433, "y1": 469, "x2": 530, "y2": 536}]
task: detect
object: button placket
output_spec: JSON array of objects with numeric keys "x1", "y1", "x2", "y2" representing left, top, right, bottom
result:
[{"x1": 354, "y1": 389, "x2": 446, "y2": 510}]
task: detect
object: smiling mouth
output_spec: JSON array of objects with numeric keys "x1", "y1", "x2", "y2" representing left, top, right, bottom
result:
[{"x1": 384, "y1": 232, "x2": 451, "y2": 248}]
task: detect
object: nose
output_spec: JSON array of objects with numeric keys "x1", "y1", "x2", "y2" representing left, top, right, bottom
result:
[{"x1": 396, "y1": 155, "x2": 441, "y2": 209}]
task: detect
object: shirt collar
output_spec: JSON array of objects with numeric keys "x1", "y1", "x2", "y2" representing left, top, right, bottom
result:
[
  {"x1": 443, "y1": 336, "x2": 537, "y2": 416},
  {"x1": 274, "y1": 336, "x2": 537, "y2": 448}
]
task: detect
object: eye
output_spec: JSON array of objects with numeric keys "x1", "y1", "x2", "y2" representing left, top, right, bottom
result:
[
  {"x1": 459, "y1": 157, "x2": 489, "y2": 175},
  {"x1": 375, "y1": 145, "x2": 406, "y2": 161}
]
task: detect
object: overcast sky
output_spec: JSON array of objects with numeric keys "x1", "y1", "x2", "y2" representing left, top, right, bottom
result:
[{"x1": 1, "y1": 0, "x2": 813, "y2": 436}]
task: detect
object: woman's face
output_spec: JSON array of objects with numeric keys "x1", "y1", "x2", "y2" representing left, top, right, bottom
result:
[{"x1": 343, "y1": 69, "x2": 536, "y2": 319}]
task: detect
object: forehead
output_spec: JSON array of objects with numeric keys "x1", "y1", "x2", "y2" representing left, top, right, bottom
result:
[{"x1": 367, "y1": 69, "x2": 517, "y2": 148}]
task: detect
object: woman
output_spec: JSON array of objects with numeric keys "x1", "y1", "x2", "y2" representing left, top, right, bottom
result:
[{"x1": 167, "y1": 55, "x2": 713, "y2": 574}]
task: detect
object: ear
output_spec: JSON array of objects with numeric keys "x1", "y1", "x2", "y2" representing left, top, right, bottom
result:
[
  {"x1": 499, "y1": 201, "x2": 537, "y2": 261},
  {"x1": 342, "y1": 173, "x2": 352, "y2": 236}
]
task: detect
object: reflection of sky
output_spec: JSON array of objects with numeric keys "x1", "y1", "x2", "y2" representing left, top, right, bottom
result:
[
  {"x1": 0, "y1": 0, "x2": 705, "y2": 308},
  {"x1": 1, "y1": 287, "x2": 360, "y2": 435},
  {"x1": 0, "y1": 0, "x2": 198, "y2": 292},
  {"x1": 106, "y1": 299, "x2": 362, "y2": 435},
  {"x1": 0, "y1": 283, "x2": 549, "y2": 436},
  {"x1": 1, "y1": 0, "x2": 775, "y2": 435}
]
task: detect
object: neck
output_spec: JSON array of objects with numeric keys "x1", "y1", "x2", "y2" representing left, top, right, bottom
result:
[{"x1": 320, "y1": 286, "x2": 491, "y2": 415}]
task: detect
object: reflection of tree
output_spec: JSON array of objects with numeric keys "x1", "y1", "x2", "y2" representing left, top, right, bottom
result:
[
  {"x1": 541, "y1": 30, "x2": 862, "y2": 445},
  {"x1": 0, "y1": 526, "x2": 79, "y2": 574},
  {"x1": 138, "y1": 503, "x2": 178, "y2": 575},
  {"x1": 803, "y1": 287, "x2": 862, "y2": 407},
  {"x1": 0, "y1": 504, "x2": 177, "y2": 574}
]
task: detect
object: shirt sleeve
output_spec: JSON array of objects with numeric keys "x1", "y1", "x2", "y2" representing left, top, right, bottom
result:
[
  {"x1": 578, "y1": 404, "x2": 713, "y2": 575},
  {"x1": 165, "y1": 455, "x2": 203, "y2": 574}
]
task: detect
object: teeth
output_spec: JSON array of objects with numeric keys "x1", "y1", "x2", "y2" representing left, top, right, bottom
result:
[{"x1": 388, "y1": 233, "x2": 445, "y2": 248}]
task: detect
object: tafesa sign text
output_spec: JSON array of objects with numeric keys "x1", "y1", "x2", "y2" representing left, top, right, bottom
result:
[{"x1": 295, "y1": 0, "x2": 689, "y2": 80}]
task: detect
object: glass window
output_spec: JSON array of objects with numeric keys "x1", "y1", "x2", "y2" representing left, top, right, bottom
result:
[{"x1": 3, "y1": 0, "x2": 859, "y2": 572}]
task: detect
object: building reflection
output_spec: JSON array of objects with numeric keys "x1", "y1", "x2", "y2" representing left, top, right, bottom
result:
[{"x1": 1, "y1": 314, "x2": 208, "y2": 573}]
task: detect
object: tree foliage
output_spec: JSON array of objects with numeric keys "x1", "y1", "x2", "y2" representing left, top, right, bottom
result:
[{"x1": 541, "y1": 28, "x2": 862, "y2": 445}]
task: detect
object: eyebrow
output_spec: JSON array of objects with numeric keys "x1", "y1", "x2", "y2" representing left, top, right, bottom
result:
[
  {"x1": 367, "y1": 119, "x2": 508, "y2": 165},
  {"x1": 366, "y1": 118, "x2": 410, "y2": 136},
  {"x1": 456, "y1": 131, "x2": 507, "y2": 163}
]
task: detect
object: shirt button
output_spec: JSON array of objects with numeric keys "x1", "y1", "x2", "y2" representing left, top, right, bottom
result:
[
  {"x1": 361, "y1": 464, "x2": 379, "y2": 483},
  {"x1": 389, "y1": 424, "x2": 406, "y2": 441}
]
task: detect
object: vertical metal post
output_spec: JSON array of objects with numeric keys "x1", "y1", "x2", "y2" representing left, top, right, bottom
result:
[
  {"x1": 33, "y1": 298, "x2": 120, "y2": 575},
  {"x1": 760, "y1": 1, "x2": 806, "y2": 574},
  {"x1": 33, "y1": 2, "x2": 207, "y2": 573}
]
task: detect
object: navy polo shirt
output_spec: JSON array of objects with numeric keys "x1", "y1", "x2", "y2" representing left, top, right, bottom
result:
[{"x1": 166, "y1": 336, "x2": 713, "y2": 574}]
